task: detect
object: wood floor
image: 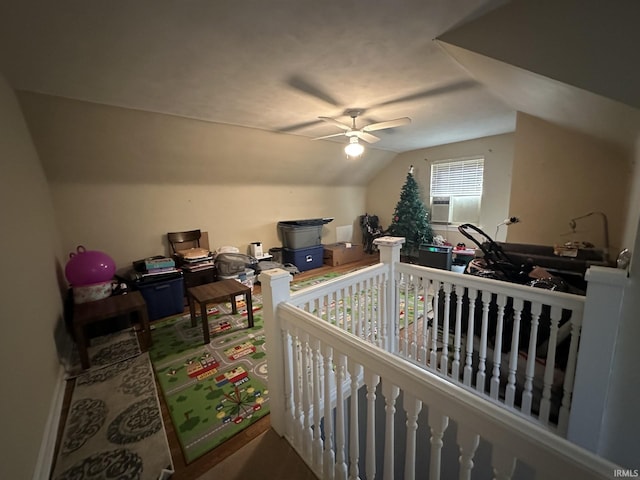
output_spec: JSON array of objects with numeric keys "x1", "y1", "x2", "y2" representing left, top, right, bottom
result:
[{"x1": 53, "y1": 253, "x2": 380, "y2": 480}]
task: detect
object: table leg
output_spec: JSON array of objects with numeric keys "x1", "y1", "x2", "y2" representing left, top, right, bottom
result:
[
  {"x1": 137, "y1": 307, "x2": 151, "y2": 351},
  {"x1": 245, "y1": 292, "x2": 254, "y2": 328},
  {"x1": 230, "y1": 295, "x2": 238, "y2": 314},
  {"x1": 189, "y1": 293, "x2": 197, "y2": 328},
  {"x1": 201, "y1": 302, "x2": 210, "y2": 344},
  {"x1": 74, "y1": 323, "x2": 90, "y2": 370}
]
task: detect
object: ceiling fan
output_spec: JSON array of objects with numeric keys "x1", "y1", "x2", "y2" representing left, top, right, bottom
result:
[
  {"x1": 312, "y1": 110, "x2": 411, "y2": 157},
  {"x1": 313, "y1": 110, "x2": 411, "y2": 144}
]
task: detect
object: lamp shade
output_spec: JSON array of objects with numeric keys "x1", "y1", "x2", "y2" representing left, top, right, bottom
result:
[{"x1": 345, "y1": 139, "x2": 364, "y2": 157}]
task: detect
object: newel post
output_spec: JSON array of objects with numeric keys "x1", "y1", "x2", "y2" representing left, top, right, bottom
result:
[
  {"x1": 374, "y1": 236, "x2": 405, "y2": 353},
  {"x1": 257, "y1": 268, "x2": 293, "y2": 436},
  {"x1": 567, "y1": 265, "x2": 628, "y2": 453}
]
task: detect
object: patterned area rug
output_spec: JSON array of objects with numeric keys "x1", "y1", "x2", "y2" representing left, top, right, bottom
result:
[
  {"x1": 62, "y1": 329, "x2": 142, "y2": 379},
  {"x1": 149, "y1": 295, "x2": 268, "y2": 464},
  {"x1": 52, "y1": 353, "x2": 174, "y2": 480}
]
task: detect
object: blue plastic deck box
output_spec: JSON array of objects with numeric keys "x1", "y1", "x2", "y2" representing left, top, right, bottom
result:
[
  {"x1": 136, "y1": 276, "x2": 184, "y2": 320},
  {"x1": 283, "y1": 245, "x2": 324, "y2": 272}
]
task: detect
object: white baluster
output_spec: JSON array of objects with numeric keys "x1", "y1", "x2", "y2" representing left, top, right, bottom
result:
[
  {"x1": 365, "y1": 370, "x2": 380, "y2": 480},
  {"x1": 400, "y1": 279, "x2": 410, "y2": 355},
  {"x1": 558, "y1": 312, "x2": 582, "y2": 435},
  {"x1": 381, "y1": 381, "x2": 400, "y2": 480},
  {"x1": 282, "y1": 328, "x2": 295, "y2": 441},
  {"x1": 440, "y1": 282, "x2": 452, "y2": 375},
  {"x1": 341, "y1": 286, "x2": 348, "y2": 333},
  {"x1": 411, "y1": 278, "x2": 419, "y2": 359},
  {"x1": 490, "y1": 294, "x2": 507, "y2": 400},
  {"x1": 402, "y1": 393, "x2": 422, "y2": 480},
  {"x1": 428, "y1": 408, "x2": 449, "y2": 480},
  {"x1": 334, "y1": 353, "x2": 348, "y2": 480},
  {"x1": 323, "y1": 345, "x2": 335, "y2": 480},
  {"x1": 522, "y1": 302, "x2": 542, "y2": 416},
  {"x1": 312, "y1": 338, "x2": 324, "y2": 475},
  {"x1": 301, "y1": 333, "x2": 313, "y2": 459},
  {"x1": 476, "y1": 290, "x2": 492, "y2": 393},
  {"x1": 394, "y1": 272, "x2": 402, "y2": 353},
  {"x1": 430, "y1": 281, "x2": 441, "y2": 369},
  {"x1": 457, "y1": 426, "x2": 480, "y2": 480},
  {"x1": 376, "y1": 276, "x2": 384, "y2": 348},
  {"x1": 348, "y1": 360, "x2": 363, "y2": 480},
  {"x1": 419, "y1": 279, "x2": 429, "y2": 365},
  {"x1": 505, "y1": 298, "x2": 524, "y2": 407},
  {"x1": 364, "y1": 277, "x2": 371, "y2": 344},
  {"x1": 292, "y1": 329, "x2": 303, "y2": 450},
  {"x1": 492, "y1": 446, "x2": 517, "y2": 480},
  {"x1": 463, "y1": 288, "x2": 478, "y2": 387},
  {"x1": 539, "y1": 305, "x2": 562, "y2": 425},
  {"x1": 452, "y1": 285, "x2": 465, "y2": 381}
]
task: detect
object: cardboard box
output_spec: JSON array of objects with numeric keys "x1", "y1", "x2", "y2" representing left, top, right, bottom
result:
[{"x1": 323, "y1": 243, "x2": 364, "y2": 266}]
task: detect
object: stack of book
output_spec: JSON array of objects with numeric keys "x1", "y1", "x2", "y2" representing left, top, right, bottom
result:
[
  {"x1": 130, "y1": 256, "x2": 181, "y2": 282},
  {"x1": 144, "y1": 256, "x2": 179, "y2": 276},
  {"x1": 178, "y1": 248, "x2": 215, "y2": 272}
]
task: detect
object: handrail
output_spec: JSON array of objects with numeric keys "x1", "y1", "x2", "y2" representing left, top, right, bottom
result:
[
  {"x1": 289, "y1": 263, "x2": 386, "y2": 305},
  {"x1": 395, "y1": 262, "x2": 585, "y2": 310}
]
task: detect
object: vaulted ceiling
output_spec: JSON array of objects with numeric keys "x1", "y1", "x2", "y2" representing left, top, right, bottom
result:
[{"x1": 0, "y1": 0, "x2": 638, "y2": 161}]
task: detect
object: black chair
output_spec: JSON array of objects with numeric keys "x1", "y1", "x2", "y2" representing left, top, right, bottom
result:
[
  {"x1": 167, "y1": 230, "x2": 216, "y2": 290},
  {"x1": 167, "y1": 229, "x2": 203, "y2": 254}
]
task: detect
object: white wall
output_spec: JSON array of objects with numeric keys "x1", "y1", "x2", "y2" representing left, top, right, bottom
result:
[
  {"x1": 0, "y1": 74, "x2": 65, "y2": 479},
  {"x1": 366, "y1": 133, "x2": 514, "y2": 246},
  {"x1": 599, "y1": 137, "x2": 640, "y2": 468}
]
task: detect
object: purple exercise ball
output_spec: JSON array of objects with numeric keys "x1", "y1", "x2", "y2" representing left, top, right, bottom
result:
[{"x1": 65, "y1": 246, "x2": 116, "y2": 286}]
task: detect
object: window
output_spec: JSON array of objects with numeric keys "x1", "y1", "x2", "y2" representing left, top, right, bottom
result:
[{"x1": 430, "y1": 157, "x2": 484, "y2": 224}]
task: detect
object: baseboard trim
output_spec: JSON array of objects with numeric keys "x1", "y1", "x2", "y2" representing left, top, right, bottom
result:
[{"x1": 32, "y1": 364, "x2": 67, "y2": 480}]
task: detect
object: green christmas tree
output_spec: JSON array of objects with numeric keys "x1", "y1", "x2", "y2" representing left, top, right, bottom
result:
[{"x1": 388, "y1": 166, "x2": 433, "y2": 258}]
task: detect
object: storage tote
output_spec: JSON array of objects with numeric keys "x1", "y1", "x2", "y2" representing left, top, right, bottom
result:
[
  {"x1": 277, "y1": 218, "x2": 333, "y2": 249},
  {"x1": 137, "y1": 276, "x2": 184, "y2": 321},
  {"x1": 283, "y1": 245, "x2": 324, "y2": 272}
]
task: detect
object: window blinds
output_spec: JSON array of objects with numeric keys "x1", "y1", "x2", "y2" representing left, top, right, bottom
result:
[{"x1": 430, "y1": 157, "x2": 484, "y2": 196}]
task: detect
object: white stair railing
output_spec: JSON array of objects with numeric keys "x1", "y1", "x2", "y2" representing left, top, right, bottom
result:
[
  {"x1": 265, "y1": 293, "x2": 619, "y2": 479},
  {"x1": 260, "y1": 236, "x2": 629, "y2": 470},
  {"x1": 392, "y1": 261, "x2": 585, "y2": 433}
]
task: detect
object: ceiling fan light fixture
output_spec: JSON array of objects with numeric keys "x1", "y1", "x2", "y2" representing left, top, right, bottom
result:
[{"x1": 345, "y1": 137, "x2": 364, "y2": 157}]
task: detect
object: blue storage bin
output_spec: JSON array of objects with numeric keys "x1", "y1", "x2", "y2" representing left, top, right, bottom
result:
[
  {"x1": 136, "y1": 276, "x2": 184, "y2": 320},
  {"x1": 283, "y1": 245, "x2": 324, "y2": 272}
]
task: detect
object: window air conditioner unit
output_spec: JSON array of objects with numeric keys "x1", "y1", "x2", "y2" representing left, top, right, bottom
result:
[{"x1": 431, "y1": 196, "x2": 451, "y2": 223}]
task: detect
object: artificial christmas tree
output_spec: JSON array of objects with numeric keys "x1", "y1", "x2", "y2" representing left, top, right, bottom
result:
[{"x1": 388, "y1": 165, "x2": 433, "y2": 259}]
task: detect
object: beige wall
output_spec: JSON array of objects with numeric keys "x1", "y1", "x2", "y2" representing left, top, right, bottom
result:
[
  {"x1": 16, "y1": 93, "x2": 372, "y2": 270},
  {"x1": 0, "y1": 75, "x2": 65, "y2": 478},
  {"x1": 51, "y1": 183, "x2": 365, "y2": 269},
  {"x1": 366, "y1": 133, "x2": 515, "y2": 246},
  {"x1": 509, "y1": 112, "x2": 632, "y2": 256}
]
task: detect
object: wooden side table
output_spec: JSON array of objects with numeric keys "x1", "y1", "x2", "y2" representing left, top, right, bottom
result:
[
  {"x1": 72, "y1": 291, "x2": 151, "y2": 369},
  {"x1": 187, "y1": 279, "x2": 254, "y2": 344}
]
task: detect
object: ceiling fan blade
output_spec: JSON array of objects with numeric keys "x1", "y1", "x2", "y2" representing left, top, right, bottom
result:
[
  {"x1": 319, "y1": 116, "x2": 352, "y2": 131},
  {"x1": 287, "y1": 74, "x2": 342, "y2": 107},
  {"x1": 370, "y1": 80, "x2": 479, "y2": 108},
  {"x1": 362, "y1": 117, "x2": 411, "y2": 132},
  {"x1": 356, "y1": 131, "x2": 380, "y2": 144},
  {"x1": 277, "y1": 119, "x2": 324, "y2": 133},
  {"x1": 312, "y1": 132, "x2": 346, "y2": 141}
]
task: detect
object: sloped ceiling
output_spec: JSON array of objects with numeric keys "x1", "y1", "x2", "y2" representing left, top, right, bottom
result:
[
  {"x1": 0, "y1": 0, "x2": 514, "y2": 157},
  {"x1": 1, "y1": 0, "x2": 638, "y2": 187},
  {"x1": 438, "y1": 0, "x2": 640, "y2": 153}
]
